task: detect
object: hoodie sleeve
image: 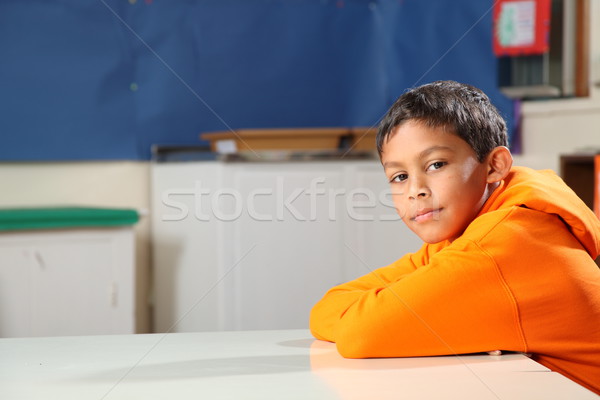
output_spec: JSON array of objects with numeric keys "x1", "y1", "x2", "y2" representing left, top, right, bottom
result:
[
  {"x1": 309, "y1": 238, "x2": 527, "y2": 358},
  {"x1": 309, "y1": 249, "x2": 423, "y2": 342}
]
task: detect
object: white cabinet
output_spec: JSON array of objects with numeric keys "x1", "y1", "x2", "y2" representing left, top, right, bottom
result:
[
  {"x1": 151, "y1": 160, "x2": 422, "y2": 332},
  {"x1": 0, "y1": 228, "x2": 135, "y2": 337}
]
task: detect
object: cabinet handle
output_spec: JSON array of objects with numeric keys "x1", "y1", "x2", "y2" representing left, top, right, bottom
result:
[
  {"x1": 34, "y1": 251, "x2": 45, "y2": 269},
  {"x1": 109, "y1": 282, "x2": 118, "y2": 307}
]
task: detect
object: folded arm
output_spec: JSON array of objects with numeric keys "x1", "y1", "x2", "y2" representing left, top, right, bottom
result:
[{"x1": 309, "y1": 240, "x2": 526, "y2": 358}]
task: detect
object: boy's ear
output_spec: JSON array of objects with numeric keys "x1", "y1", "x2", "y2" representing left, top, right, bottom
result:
[{"x1": 486, "y1": 146, "x2": 513, "y2": 183}]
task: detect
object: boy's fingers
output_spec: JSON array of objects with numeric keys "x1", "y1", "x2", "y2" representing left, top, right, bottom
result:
[{"x1": 487, "y1": 350, "x2": 502, "y2": 356}]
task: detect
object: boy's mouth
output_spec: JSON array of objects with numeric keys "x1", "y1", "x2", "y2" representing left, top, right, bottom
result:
[{"x1": 412, "y1": 208, "x2": 442, "y2": 222}]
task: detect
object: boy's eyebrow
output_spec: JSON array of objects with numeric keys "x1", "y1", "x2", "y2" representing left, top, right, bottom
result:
[
  {"x1": 419, "y1": 145, "x2": 452, "y2": 159},
  {"x1": 383, "y1": 145, "x2": 453, "y2": 168}
]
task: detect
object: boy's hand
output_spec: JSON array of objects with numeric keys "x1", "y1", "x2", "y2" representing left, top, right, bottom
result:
[{"x1": 486, "y1": 350, "x2": 534, "y2": 357}]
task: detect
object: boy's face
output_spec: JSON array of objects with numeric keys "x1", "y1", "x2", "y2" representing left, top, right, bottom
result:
[{"x1": 381, "y1": 121, "x2": 492, "y2": 244}]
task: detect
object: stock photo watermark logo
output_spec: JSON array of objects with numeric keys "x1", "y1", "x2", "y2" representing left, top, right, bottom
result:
[{"x1": 161, "y1": 177, "x2": 407, "y2": 222}]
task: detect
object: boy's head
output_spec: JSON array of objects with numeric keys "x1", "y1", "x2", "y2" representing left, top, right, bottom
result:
[
  {"x1": 377, "y1": 81, "x2": 512, "y2": 244},
  {"x1": 377, "y1": 80, "x2": 508, "y2": 161}
]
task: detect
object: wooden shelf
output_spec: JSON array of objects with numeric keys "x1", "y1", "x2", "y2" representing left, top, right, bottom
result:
[
  {"x1": 560, "y1": 153, "x2": 599, "y2": 267},
  {"x1": 560, "y1": 154, "x2": 596, "y2": 210},
  {"x1": 200, "y1": 127, "x2": 378, "y2": 153}
]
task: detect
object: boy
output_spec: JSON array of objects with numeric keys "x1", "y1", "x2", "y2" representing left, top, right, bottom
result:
[{"x1": 309, "y1": 81, "x2": 600, "y2": 394}]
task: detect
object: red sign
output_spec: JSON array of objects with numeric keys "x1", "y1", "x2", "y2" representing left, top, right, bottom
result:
[{"x1": 493, "y1": 0, "x2": 551, "y2": 56}]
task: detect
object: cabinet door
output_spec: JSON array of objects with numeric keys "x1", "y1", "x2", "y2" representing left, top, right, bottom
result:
[
  {"x1": 0, "y1": 244, "x2": 34, "y2": 336},
  {"x1": 0, "y1": 230, "x2": 135, "y2": 337},
  {"x1": 219, "y1": 162, "x2": 348, "y2": 330},
  {"x1": 151, "y1": 162, "x2": 223, "y2": 333}
]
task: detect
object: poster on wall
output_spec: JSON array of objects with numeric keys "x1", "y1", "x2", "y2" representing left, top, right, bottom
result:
[{"x1": 492, "y1": 0, "x2": 551, "y2": 56}]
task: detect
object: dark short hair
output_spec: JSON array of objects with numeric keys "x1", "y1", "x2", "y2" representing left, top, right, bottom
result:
[{"x1": 377, "y1": 81, "x2": 508, "y2": 162}]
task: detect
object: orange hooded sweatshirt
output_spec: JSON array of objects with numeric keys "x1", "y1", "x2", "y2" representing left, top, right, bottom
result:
[{"x1": 310, "y1": 166, "x2": 600, "y2": 394}]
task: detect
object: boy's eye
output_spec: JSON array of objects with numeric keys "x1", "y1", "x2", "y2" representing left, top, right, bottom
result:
[
  {"x1": 427, "y1": 161, "x2": 447, "y2": 171},
  {"x1": 391, "y1": 173, "x2": 408, "y2": 183}
]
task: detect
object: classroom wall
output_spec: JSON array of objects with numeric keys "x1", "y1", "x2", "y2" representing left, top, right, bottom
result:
[
  {"x1": 1, "y1": 1, "x2": 598, "y2": 334},
  {"x1": 0, "y1": 0, "x2": 513, "y2": 161},
  {"x1": 0, "y1": 0, "x2": 513, "y2": 333}
]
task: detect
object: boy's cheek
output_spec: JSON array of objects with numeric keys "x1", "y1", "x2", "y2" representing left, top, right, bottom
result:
[
  {"x1": 390, "y1": 188, "x2": 406, "y2": 218},
  {"x1": 393, "y1": 201, "x2": 410, "y2": 220}
]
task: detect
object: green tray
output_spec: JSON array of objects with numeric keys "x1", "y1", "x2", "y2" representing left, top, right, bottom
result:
[{"x1": 0, "y1": 207, "x2": 139, "y2": 231}]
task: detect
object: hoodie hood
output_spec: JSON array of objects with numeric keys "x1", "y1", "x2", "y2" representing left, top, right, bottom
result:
[{"x1": 481, "y1": 166, "x2": 600, "y2": 258}]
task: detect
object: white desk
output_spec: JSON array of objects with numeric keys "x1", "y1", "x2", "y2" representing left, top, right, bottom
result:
[{"x1": 0, "y1": 329, "x2": 596, "y2": 399}]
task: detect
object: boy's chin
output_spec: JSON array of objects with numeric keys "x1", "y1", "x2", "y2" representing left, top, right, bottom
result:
[
  {"x1": 412, "y1": 230, "x2": 453, "y2": 244},
  {"x1": 421, "y1": 237, "x2": 449, "y2": 244}
]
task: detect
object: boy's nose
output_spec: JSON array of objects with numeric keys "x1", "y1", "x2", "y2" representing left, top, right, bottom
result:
[
  {"x1": 409, "y1": 190, "x2": 430, "y2": 200},
  {"x1": 408, "y1": 179, "x2": 431, "y2": 200}
]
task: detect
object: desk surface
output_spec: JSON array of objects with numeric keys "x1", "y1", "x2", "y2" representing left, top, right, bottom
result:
[{"x1": 0, "y1": 329, "x2": 596, "y2": 400}]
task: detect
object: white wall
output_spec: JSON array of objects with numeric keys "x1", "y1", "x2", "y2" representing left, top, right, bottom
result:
[
  {"x1": 515, "y1": 101, "x2": 600, "y2": 172},
  {"x1": 0, "y1": 162, "x2": 152, "y2": 333}
]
